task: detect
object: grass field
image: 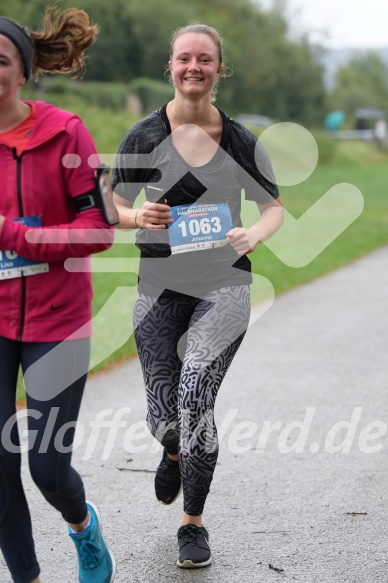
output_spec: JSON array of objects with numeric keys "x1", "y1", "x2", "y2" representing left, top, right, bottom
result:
[
  {"x1": 15, "y1": 91, "x2": 388, "y2": 400},
  {"x1": 89, "y1": 139, "x2": 388, "y2": 375}
]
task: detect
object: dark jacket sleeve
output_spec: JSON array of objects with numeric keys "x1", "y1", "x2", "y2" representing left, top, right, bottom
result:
[
  {"x1": 229, "y1": 121, "x2": 279, "y2": 204},
  {"x1": 111, "y1": 113, "x2": 163, "y2": 202}
]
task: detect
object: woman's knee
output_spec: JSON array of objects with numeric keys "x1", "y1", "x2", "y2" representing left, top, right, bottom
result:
[
  {"x1": 28, "y1": 456, "x2": 58, "y2": 493},
  {"x1": 148, "y1": 418, "x2": 179, "y2": 451}
]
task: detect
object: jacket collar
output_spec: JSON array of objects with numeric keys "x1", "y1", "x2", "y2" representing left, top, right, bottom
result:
[{"x1": 21, "y1": 100, "x2": 81, "y2": 150}]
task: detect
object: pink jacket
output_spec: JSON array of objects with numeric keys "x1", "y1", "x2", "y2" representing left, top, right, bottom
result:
[{"x1": 0, "y1": 101, "x2": 114, "y2": 342}]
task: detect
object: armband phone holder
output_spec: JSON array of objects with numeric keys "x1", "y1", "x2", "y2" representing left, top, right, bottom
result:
[{"x1": 73, "y1": 164, "x2": 120, "y2": 226}]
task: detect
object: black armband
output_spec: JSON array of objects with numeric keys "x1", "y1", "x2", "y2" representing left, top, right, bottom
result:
[{"x1": 73, "y1": 165, "x2": 120, "y2": 226}]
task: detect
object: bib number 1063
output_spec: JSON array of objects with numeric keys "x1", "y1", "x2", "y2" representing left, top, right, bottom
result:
[{"x1": 178, "y1": 216, "x2": 222, "y2": 238}]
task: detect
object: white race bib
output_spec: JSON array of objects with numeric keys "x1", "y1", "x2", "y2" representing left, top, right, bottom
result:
[
  {"x1": 0, "y1": 215, "x2": 49, "y2": 280},
  {"x1": 168, "y1": 203, "x2": 233, "y2": 255}
]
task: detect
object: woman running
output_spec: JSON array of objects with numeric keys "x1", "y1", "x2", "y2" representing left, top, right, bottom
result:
[
  {"x1": 0, "y1": 7, "x2": 115, "y2": 583},
  {"x1": 112, "y1": 22, "x2": 283, "y2": 569}
]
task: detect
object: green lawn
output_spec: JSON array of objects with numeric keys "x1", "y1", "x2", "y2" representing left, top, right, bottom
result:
[
  {"x1": 89, "y1": 142, "x2": 388, "y2": 375},
  {"x1": 15, "y1": 92, "x2": 388, "y2": 399},
  {"x1": 248, "y1": 157, "x2": 388, "y2": 298}
]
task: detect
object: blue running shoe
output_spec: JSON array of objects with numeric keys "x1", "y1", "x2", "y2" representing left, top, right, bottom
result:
[{"x1": 69, "y1": 501, "x2": 116, "y2": 583}]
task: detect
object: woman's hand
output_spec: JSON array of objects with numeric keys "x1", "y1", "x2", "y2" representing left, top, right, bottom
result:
[
  {"x1": 0, "y1": 215, "x2": 4, "y2": 236},
  {"x1": 226, "y1": 226, "x2": 260, "y2": 256},
  {"x1": 227, "y1": 199, "x2": 285, "y2": 256},
  {"x1": 136, "y1": 201, "x2": 172, "y2": 230}
]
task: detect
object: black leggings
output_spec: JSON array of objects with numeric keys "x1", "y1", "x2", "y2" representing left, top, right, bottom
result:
[
  {"x1": 0, "y1": 337, "x2": 90, "y2": 583},
  {"x1": 134, "y1": 285, "x2": 250, "y2": 516}
]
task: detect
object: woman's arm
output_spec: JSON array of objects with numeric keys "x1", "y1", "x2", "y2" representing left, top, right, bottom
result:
[
  {"x1": 113, "y1": 193, "x2": 172, "y2": 230},
  {"x1": 226, "y1": 197, "x2": 284, "y2": 256},
  {"x1": 0, "y1": 208, "x2": 113, "y2": 261},
  {"x1": 0, "y1": 121, "x2": 114, "y2": 261}
]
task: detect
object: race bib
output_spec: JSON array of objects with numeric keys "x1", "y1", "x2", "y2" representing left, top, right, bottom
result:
[
  {"x1": 0, "y1": 215, "x2": 49, "y2": 280},
  {"x1": 168, "y1": 203, "x2": 233, "y2": 255}
]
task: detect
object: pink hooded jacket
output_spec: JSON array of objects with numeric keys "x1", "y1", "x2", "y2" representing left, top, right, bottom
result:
[{"x1": 0, "y1": 101, "x2": 114, "y2": 342}]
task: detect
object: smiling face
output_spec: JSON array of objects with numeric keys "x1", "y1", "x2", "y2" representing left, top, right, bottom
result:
[
  {"x1": 0, "y1": 34, "x2": 25, "y2": 107},
  {"x1": 169, "y1": 32, "x2": 223, "y2": 100}
]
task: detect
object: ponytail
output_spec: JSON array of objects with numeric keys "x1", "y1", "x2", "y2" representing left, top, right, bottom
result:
[
  {"x1": 0, "y1": 7, "x2": 99, "y2": 80},
  {"x1": 30, "y1": 6, "x2": 98, "y2": 78}
]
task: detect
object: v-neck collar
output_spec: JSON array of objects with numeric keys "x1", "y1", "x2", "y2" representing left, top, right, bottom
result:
[{"x1": 159, "y1": 103, "x2": 229, "y2": 170}]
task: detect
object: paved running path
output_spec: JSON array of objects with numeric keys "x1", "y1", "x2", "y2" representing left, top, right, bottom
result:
[{"x1": 1, "y1": 246, "x2": 388, "y2": 582}]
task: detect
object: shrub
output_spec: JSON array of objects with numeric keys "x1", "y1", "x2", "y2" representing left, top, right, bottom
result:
[
  {"x1": 24, "y1": 77, "x2": 130, "y2": 111},
  {"x1": 130, "y1": 77, "x2": 174, "y2": 114},
  {"x1": 310, "y1": 130, "x2": 338, "y2": 164}
]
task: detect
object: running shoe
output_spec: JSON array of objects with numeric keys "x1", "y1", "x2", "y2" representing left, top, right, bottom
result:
[
  {"x1": 177, "y1": 524, "x2": 211, "y2": 568},
  {"x1": 69, "y1": 501, "x2": 116, "y2": 583},
  {"x1": 155, "y1": 448, "x2": 182, "y2": 505}
]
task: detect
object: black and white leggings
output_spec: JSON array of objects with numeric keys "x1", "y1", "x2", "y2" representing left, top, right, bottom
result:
[{"x1": 134, "y1": 285, "x2": 250, "y2": 516}]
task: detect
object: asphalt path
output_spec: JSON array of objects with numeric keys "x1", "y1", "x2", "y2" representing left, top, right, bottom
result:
[{"x1": 1, "y1": 246, "x2": 387, "y2": 583}]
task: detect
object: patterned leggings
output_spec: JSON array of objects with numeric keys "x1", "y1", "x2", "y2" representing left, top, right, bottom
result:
[{"x1": 133, "y1": 285, "x2": 250, "y2": 515}]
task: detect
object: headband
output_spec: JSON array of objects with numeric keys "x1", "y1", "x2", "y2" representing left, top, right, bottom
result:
[{"x1": 0, "y1": 17, "x2": 34, "y2": 80}]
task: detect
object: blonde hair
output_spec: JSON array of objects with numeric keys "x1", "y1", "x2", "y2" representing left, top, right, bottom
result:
[
  {"x1": 170, "y1": 23, "x2": 225, "y2": 65},
  {"x1": 167, "y1": 22, "x2": 232, "y2": 102}
]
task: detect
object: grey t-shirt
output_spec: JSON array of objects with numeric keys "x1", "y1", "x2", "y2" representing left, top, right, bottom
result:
[{"x1": 112, "y1": 105, "x2": 279, "y2": 297}]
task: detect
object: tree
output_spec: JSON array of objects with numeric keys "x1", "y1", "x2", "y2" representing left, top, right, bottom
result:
[
  {"x1": 330, "y1": 51, "x2": 388, "y2": 117},
  {"x1": 0, "y1": 0, "x2": 328, "y2": 124}
]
